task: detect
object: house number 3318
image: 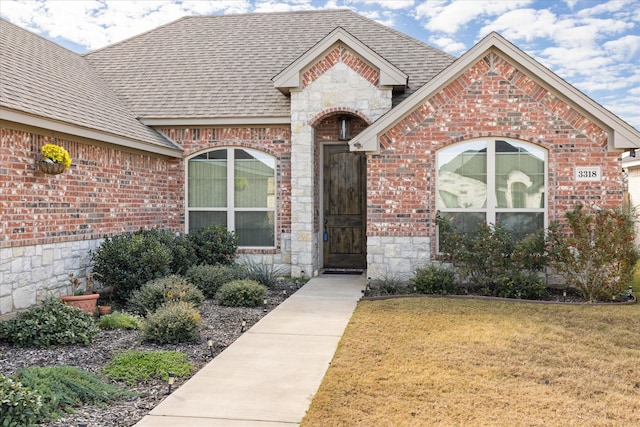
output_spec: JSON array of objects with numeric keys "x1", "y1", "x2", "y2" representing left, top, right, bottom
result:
[{"x1": 575, "y1": 167, "x2": 601, "y2": 181}]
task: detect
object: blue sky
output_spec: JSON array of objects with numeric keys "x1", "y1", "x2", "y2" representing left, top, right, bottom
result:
[{"x1": 1, "y1": 0, "x2": 639, "y2": 129}]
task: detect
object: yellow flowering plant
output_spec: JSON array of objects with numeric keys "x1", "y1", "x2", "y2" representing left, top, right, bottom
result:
[{"x1": 41, "y1": 143, "x2": 72, "y2": 168}]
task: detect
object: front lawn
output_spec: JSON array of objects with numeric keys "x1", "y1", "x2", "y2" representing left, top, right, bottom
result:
[{"x1": 302, "y1": 290, "x2": 640, "y2": 426}]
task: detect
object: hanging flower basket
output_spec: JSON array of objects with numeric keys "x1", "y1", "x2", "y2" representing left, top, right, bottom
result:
[
  {"x1": 39, "y1": 158, "x2": 67, "y2": 174},
  {"x1": 38, "y1": 144, "x2": 72, "y2": 175}
]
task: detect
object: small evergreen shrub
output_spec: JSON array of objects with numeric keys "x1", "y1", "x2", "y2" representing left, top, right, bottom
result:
[
  {"x1": 14, "y1": 366, "x2": 133, "y2": 421},
  {"x1": 98, "y1": 312, "x2": 143, "y2": 330},
  {"x1": 0, "y1": 297, "x2": 98, "y2": 347},
  {"x1": 91, "y1": 229, "x2": 173, "y2": 300},
  {"x1": 142, "y1": 301, "x2": 201, "y2": 344},
  {"x1": 495, "y1": 272, "x2": 547, "y2": 300},
  {"x1": 185, "y1": 264, "x2": 246, "y2": 298},
  {"x1": 412, "y1": 265, "x2": 456, "y2": 295},
  {"x1": 216, "y1": 279, "x2": 268, "y2": 307},
  {"x1": 242, "y1": 258, "x2": 287, "y2": 288},
  {"x1": 128, "y1": 275, "x2": 204, "y2": 315},
  {"x1": 189, "y1": 225, "x2": 238, "y2": 266},
  {"x1": 104, "y1": 350, "x2": 193, "y2": 385},
  {"x1": 0, "y1": 373, "x2": 43, "y2": 427}
]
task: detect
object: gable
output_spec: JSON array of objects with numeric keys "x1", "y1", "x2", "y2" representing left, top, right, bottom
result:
[
  {"x1": 350, "y1": 32, "x2": 640, "y2": 153},
  {"x1": 273, "y1": 27, "x2": 407, "y2": 94}
]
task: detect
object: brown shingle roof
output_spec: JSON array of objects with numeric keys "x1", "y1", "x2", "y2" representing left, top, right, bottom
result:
[
  {"x1": 0, "y1": 19, "x2": 179, "y2": 152},
  {"x1": 84, "y1": 10, "x2": 455, "y2": 120}
]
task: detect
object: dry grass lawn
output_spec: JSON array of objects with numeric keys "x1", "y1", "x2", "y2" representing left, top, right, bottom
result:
[{"x1": 302, "y1": 268, "x2": 640, "y2": 426}]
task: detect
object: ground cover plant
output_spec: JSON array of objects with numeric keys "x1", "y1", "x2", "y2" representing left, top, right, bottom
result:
[
  {"x1": 302, "y1": 293, "x2": 640, "y2": 426},
  {"x1": 103, "y1": 350, "x2": 193, "y2": 386}
]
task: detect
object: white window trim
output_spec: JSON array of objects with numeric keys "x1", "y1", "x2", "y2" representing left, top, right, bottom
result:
[
  {"x1": 436, "y1": 137, "x2": 548, "y2": 229},
  {"x1": 185, "y1": 147, "x2": 277, "y2": 249}
]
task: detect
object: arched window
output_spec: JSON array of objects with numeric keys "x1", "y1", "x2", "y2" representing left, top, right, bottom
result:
[
  {"x1": 436, "y1": 138, "x2": 546, "y2": 244},
  {"x1": 187, "y1": 148, "x2": 276, "y2": 247}
]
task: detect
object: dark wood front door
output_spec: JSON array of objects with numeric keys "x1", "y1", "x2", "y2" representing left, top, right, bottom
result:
[{"x1": 323, "y1": 145, "x2": 366, "y2": 269}]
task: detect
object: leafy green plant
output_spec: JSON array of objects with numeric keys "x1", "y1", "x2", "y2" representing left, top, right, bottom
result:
[
  {"x1": 14, "y1": 366, "x2": 133, "y2": 421},
  {"x1": 98, "y1": 312, "x2": 143, "y2": 330},
  {"x1": 128, "y1": 275, "x2": 204, "y2": 315},
  {"x1": 412, "y1": 264, "x2": 456, "y2": 295},
  {"x1": 185, "y1": 264, "x2": 246, "y2": 298},
  {"x1": 91, "y1": 229, "x2": 173, "y2": 301},
  {"x1": 188, "y1": 225, "x2": 238, "y2": 266},
  {"x1": 242, "y1": 258, "x2": 287, "y2": 288},
  {"x1": 216, "y1": 279, "x2": 268, "y2": 307},
  {"x1": 142, "y1": 301, "x2": 202, "y2": 344},
  {"x1": 103, "y1": 350, "x2": 193, "y2": 385},
  {"x1": 0, "y1": 373, "x2": 43, "y2": 427},
  {"x1": 0, "y1": 297, "x2": 98, "y2": 347},
  {"x1": 547, "y1": 204, "x2": 639, "y2": 302}
]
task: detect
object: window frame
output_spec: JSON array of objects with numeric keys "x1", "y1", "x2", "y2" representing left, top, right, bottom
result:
[
  {"x1": 186, "y1": 147, "x2": 277, "y2": 249},
  {"x1": 436, "y1": 138, "x2": 548, "y2": 245}
]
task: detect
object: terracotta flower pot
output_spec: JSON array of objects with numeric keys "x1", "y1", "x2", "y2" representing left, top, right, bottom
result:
[
  {"x1": 60, "y1": 293, "x2": 100, "y2": 314},
  {"x1": 97, "y1": 305, "x2": 112, "y2": 316}
]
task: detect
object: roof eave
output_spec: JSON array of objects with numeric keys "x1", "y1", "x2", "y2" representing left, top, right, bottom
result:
[
  {"x1": 349, "y1": 32, "x2": 640, "y2": 153},
  {"x1": 141, "y1": 116, "x2": 291, "y2": 126},
  {"x1": 2, "y1": 108, "x2": 183, "y2": 158}
]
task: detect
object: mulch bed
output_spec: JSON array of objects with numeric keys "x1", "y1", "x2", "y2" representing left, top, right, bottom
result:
[{"x1": 0, "y1": 281, "x2": 302, "y2": 427}]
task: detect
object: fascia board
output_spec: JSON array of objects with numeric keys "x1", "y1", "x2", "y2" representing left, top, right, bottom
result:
[
  {"x1": 350, "y1": 32, "x2": 640, "y2": 153},
  {"x1": 273, "y1": 27, "x2": 407, "y2": 93},
  {"x1": 1, "y1": 108, "x2": 183, "y2": 157},
  {"x1": 141, "y1": 116, "x2": 291, "y2": 126}
]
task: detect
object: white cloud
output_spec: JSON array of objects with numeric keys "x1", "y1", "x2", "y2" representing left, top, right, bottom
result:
[
  {"x1": 577, "y1": 0, "x2": 631, "y2": 17},
  {"x1": 415, "y1": 0, "x2": 532, "y2": 34},
  {"x1": 479, "y1": 8, "x2": 559, "y2": 41},
  {"x1": 603, "y1": 35, "x2": 640, "y2": 61},
  {"x1": 429, "y1": 36, "x2": 466, "y2": 54},
  {"x1": 348, "y1": 0, "x2": 415, "y2": 10},
  {"x1": 253, "y1": 0, "x2": 315, "y2": 13}
]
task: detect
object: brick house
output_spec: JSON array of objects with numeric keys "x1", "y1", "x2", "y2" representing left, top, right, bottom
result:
[{"x1": 1, "y1": 10, "x2": 639, "y2": 316}]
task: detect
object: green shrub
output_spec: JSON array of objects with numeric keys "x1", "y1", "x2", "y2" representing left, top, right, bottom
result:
[
  {"x1": 0, "y1": 297, "x2": 98, "y2": 347},
  {"x1": 242, "y1": 258, "x2": 287, "y2": 288},
  {"x1": 103, "y1": 350, "x2": 193, "y2": 385},
  {"x1": 364, "y1": 274, "x2": 411, "y2": 296},
  {"x1": 0, "y1": 373, "x2": 43, "y2": 427},
  {"x1": 189, "y1": 225, "x2": 238, "y2": 266},
  {"x1": 91, "y1": 229, "x2": 173, "y2": 301},
  {"x1": 495, "y1": 271, "x2": 547, "y2": 300},
  {"x1": 412, "y1": 264, "x2": 456, "y2": 295},
  {"x1": 128, "y1": 275, "x2": 204, "y2": 315},
  {"x1": 216, "y1": 279, "x2": 268, "y2": 307},
  {"x1": 14, "y1": 366, "x2": 133, "y2": 420},
  {"x1": 548, "y1": 204, "x2": 639, "y2": 302},
  {"x1": 142, "y1": 301, "x2": 201, "y2": 344},
  {"x1": 98, "y1": 312, "x2": 143, "y2": 330},
  {"x1": 185, "y1": 264, "x2": 246, "y2": 298}
]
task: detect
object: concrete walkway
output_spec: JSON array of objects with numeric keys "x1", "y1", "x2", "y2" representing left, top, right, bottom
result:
[{"x1": 134, "y1": 274, "x2": 365, "y2": 427}]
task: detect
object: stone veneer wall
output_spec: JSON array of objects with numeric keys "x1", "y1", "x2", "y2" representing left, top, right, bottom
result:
[{"x1": 290, "y1": 44, "x2": 393, "y2": 277}]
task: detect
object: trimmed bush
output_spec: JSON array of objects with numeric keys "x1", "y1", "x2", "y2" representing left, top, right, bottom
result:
[
  {"x1": 242, "y1": 258, "x2": 287, "y2": 288},
  {"x1": 365, "y1": 275, "x2": 411, "y2": 296},
  {"x1": 0, "y1": 297, "x2": 98, "y2": 347},
  {"x1": 216, "y1": 279, "x2": 268, "y2": 307},
  {"x1": 91, "y1": 229, "x2": 173, "y2": 300},
  {"x1": 189, "y1": 225, "x2": 238, "y2": 266},
  {"x1": 104, "y1": 350, "x2": 193, "y2": 385},
  {"x1": 14, "y1": 366, "x2": 133, "y2": 421},
  {"x1": 495, "y1": 272, "x2": 547, "y2": 300},
  {"x1": 128, "y1": 275, "x2": 204, "y2": 315},
  {"x1": 0, "y1": 373, "x2": 43, "y2": 427},
  {"x1": 142, "y1": 301, "x2": 201, "y2": 344},
  {"x1": 412, "y1": 265, "x2": 456, "y2": 295},
  {"x1": 98, "y1": 312, "x2": 143, "y2": 330},
  {"x1": 185, "y1": 264, "x2": 246, "y2": 298}
]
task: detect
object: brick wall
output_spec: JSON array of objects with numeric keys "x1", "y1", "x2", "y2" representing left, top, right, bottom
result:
[
  {"x1": 1, "y1": 125, "x2": 181, "y2": 250},
  {"x1": 370, "y1": 52, "x2": 622, "y2": 249}
]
